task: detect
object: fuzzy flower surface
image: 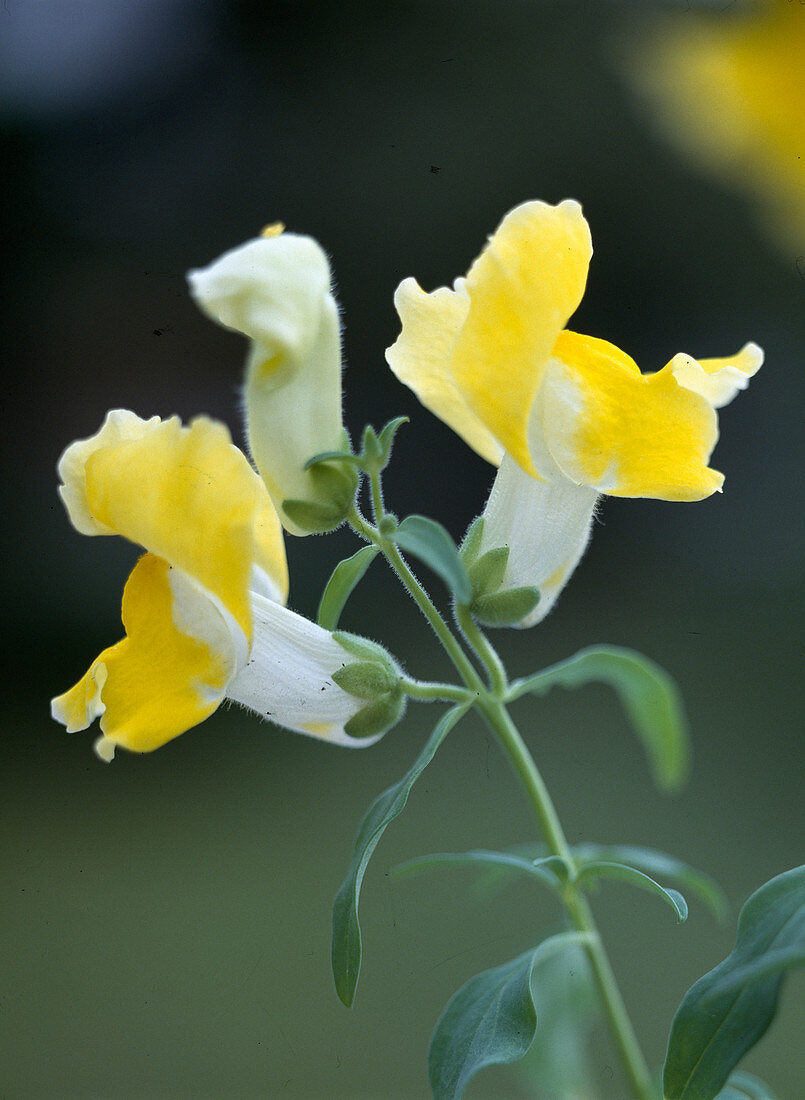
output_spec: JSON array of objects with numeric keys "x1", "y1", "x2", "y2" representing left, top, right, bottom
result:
[
  {"x1": 51, "y1": 411, "x2": 384, "y2": 759},
  {"x1": 387, "y1": 199, "x2": 761, "y2": 624}
]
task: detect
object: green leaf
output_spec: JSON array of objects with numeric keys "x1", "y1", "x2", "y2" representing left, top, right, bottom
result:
[
  {"x1": 664, "y1": 864, "x2": 805, "y2": 1100},
  {"x1": 392, "y1": 848, "x2": 564, "y2": 894},
  {"x1": 507, "y1": 645, "x2": 689, "y2": 791},
  {"x1": 393, "y1": 515, "x2": 472, "y2": 604},
  {"x1": 428, "y1": 931, "x2": 593, "y2": 1100},
  {"x1": 573, "y1": 843, "x2": 727, "y2": 922},
  {"x1": 714, "y1": 1070, "x2": 779, "y2": 1099},
  {"x1": 472, "y1": 586, "x2": 541, "y2": 627},
  {"x1": 331, "y1": 704, "x2": 470, "y2": 1007},
  {"x1": 576, "y1": 860, "x2": 688, "y2": 922},
  {"x1": 317, "y1": 545, "x2": 379, "y2": 631}
]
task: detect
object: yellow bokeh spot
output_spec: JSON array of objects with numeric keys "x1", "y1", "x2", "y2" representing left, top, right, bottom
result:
[{"x1": 260, "y1": 222, "x2": 286, "y2": 238}]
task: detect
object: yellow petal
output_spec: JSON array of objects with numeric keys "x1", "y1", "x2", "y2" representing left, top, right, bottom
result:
[
  {"x1": 59, "y1": 412, "x2": 288, "y2": 635},
  {"x1": 51, "y1": 554, "x2": 235, "y2": 758},
  {"x1": 386, "y1": 278, "x2": 504, "y2": 466},
  {"x1": 542, "y1": 331, "x2": 722, "y2": 501},
  {"x1": 667, "y1": 342, "x2": 763, "y2": 409},
  {"x1": 449, "y1": 200, "x2": 592, "y2": 475}
]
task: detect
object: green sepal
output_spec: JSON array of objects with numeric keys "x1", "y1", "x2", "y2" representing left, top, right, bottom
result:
[
  {"x1": 344, "y1": 686, "x2": 406, "y2": 740},
  {"x1": 317, "y1": 545, "x2": 379, "y2": 631},
  {"x1": 333, "y1": 660, "x2": 398, "y2": 700},
  {"x1": 471, "y1": 586, "x2": 540, "y2": 627},
  {"x1": 458, "y1": 516, "x2": 484, "y2": 566},
  {"x1": 428, "y1": 931, "x2": 594, "y2": 1100},
  {"x1": 575, "y1": 860, "x2": 688, "y2": 922},
  {"x1": 304, "y1": 450, "x2": 361, "y2": 469},
  {"x1": 467, "y1": 546, "x2": 509, "y2": 597},
  {"x1": 507, "y1": 645, "x2": 689, "y2": 791},
  {"x1": 332, "y1": 703, "x2": 470, "y2": 1007},
  {"x1": 282, "y1": 457, "x2": 359, "y2": 533},
  {"x1": 332, "y1": 630, "x2": 396, "y2": 665},
  {"x1": 663, "y1": 864, "x2": 805, "y2": 1100},
  {"x1": 376, "y1": 416, "x2": 409, "y2": 460},
  {"x1": 354, "y1": 416, "x2": 409, "y2": 473},
  {"x1": 393, "y1": 514, "x2": 472, "y2": 604},
  {"x1": 282, "y1": 497, "x2": 348, "y2": 533}
]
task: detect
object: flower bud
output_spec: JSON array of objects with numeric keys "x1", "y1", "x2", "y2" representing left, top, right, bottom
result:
[{"x1": 188, "y1": 227, "x2": 352, "y2": 535}]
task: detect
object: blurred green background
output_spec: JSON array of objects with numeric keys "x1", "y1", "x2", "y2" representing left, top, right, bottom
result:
[{"x1": 2, "y1": 1, "x2": 803, "y2": 1096}]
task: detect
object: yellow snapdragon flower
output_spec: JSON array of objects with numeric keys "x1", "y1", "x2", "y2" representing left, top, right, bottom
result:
[
  {"x1": 51, "y1": 411, "x2": 385, "y2": 760},
  {"x1": 188, "y1": 226, "x2": 354, "y2": 536},
  {"x1": 624, "y1": 0, "x2": 805, "y2": 248},
  {"x1": 387, "y1": 200, "x2": 761, "y2": 625}
]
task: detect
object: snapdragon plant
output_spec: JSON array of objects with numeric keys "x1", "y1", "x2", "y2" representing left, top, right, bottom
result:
[{"x1": 52, "y1": 201, "x2": 802, "y2": 1100}]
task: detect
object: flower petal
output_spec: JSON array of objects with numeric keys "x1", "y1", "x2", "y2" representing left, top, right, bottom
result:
[
  {"x1": 225, "y1": 595, "x2": 380, "y2": 747},
  {"x1": 58, "y1": 411, "x2": 288, "y2": 635},
  {"x1": 479, "y1": 455, "x2": 598, "y2": 626},
  {"x1": 386, "y1": 278, "x2": 503, "y2": 466},
  {"x1": 667, "y1": 342, "x2": 763, "y2": 409},
  {"x1": 449, "y1": 199, "x2": 592, "y2": 475},
  {"x1": 51, "y1": 553, "x2": 237, "y2": 759},
  {"x1": 541, "y1": 331, "x2": 723, "y2": 501}
]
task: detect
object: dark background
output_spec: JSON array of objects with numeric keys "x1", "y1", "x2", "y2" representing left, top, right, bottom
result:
[{"x1": 2, "y1": 1, "x2": 803, "y2": 1096}]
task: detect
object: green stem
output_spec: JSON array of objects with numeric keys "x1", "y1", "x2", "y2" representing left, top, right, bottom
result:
[
  {"x1": 399, "y1": 677, "x2": 476, "y2": 704},
  {"x1": 350, "y1": 472, "x2": 654, "y2": 1097},
  {"x1": 478, "y1": 698, "x2": 656, "y2": 1100},
  {"x1": 454, "y1": 603, "x2": 509, "y2": 697},
  {"x1": 348, "y1": 500, "x2": 485, "y2": 695}
]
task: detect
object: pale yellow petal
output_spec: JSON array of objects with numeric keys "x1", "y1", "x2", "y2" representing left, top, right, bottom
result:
[
  {"x1": 449, "y1": 200, "x2": 592, "y2": 475},
  {"x1": 51, "y1": 554, "x2": 235, "y2": 758},
  {"x1": 668, "y1": 342, "x2": 763, "y2": 408},
  {"x1": 61, "y1": 412, "x2": 288, "y2": 634},
  {"x1": 542, "y1": 331, "x2": 722, "y2": 501},
  {"x1": 386, "y1": 278, "x2": 503, "y2": 466},
  {"x1": 57, "y1": 410, "x2": 161, "y2": 536}
]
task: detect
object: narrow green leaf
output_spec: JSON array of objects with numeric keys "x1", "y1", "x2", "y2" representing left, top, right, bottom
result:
[
  {"x1": 392, "y1": 849, "x2": 564, "y2": 894},
  {"x1": 317, "y1": 545, "x2": 379, "y2": 631},
  {"x1": 573, "y1": 843, "x2": 727, "y2": 921},
  {"x1": 428, "y1": 931, "x2": 593, "y2": 1100},
  {"x1": 394, "y1": 514, "x2": 472, "y2": 604},
  {"x1": 664, "y1": 865, "x2": 805, "y2": 1100},
  {"x1": 507, "y1": 645, "x2": 689, "y2": 791},
  {"x1": 472, "y1": 586, "x2": 540, "y2": 627},
  {"x1": 331, "y1": 704, "x2": 470, "y2": 1007},
  {"x1": 715, "y1": 1070, "x2": 779, "y2": 1099},
  {"x1": 576, "y1": 861, "x2": 688, "y2": 922}
]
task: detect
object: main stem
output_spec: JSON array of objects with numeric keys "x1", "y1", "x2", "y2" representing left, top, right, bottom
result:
[
  {"x1": 479, "y1": 699, "x2": 656, "y2": 1100},
  {"x1": 350, "y1": 470, "x2": 655, "y2": 1099}
]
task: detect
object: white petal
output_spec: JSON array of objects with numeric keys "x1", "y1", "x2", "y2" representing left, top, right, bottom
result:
[
  {"x1": 226, "y1": 594, "x2": 374, "y2": 746},
  {"x1": 479, "y1": 454, "x2": 599, "y2": 627}
]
